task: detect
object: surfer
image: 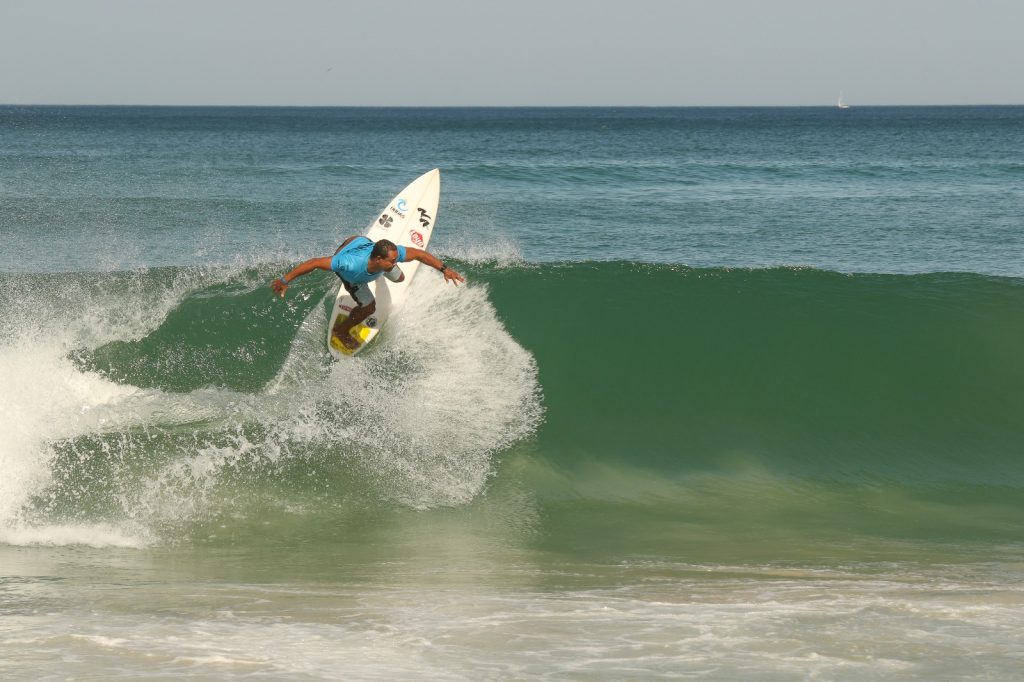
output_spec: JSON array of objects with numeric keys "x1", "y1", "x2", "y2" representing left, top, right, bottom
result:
[{"x1": 271, "y1": 236, "x2": 464, "y2": 350}]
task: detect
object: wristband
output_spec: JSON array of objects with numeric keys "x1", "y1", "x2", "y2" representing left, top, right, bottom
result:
[
  {"x1": 439, "y1": 264, "x2": 447, "y2": 273},
  {"x1": 279, "y1": 277, "x2": 291, "y2": 286}
]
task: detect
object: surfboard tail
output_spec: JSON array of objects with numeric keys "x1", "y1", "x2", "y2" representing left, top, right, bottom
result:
[{"x1": 329, "y1": 319, "x2": 373, "y2": 356}]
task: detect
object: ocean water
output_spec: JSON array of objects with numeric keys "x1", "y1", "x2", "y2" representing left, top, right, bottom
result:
[{"x1": 2, "y1": 106, "x2": 1024, "y2": 680}]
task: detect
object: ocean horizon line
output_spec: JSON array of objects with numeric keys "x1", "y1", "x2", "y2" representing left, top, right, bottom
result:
[{"x1": 3, "y1": 102, "x2": 1023, "y2": 110}]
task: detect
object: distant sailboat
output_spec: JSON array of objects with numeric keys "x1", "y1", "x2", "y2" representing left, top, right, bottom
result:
[{"x1": 837, "y1": 92, "x2": 850, "y2": 109}]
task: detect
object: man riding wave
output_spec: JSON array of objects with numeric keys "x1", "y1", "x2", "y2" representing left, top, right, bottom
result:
[{"x1": 271, "y1": 236, "x2": 464, "y2": 350}]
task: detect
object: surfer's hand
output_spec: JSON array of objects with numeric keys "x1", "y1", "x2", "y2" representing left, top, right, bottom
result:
[
  {"x1": 271, "y1": 278, "x2": 289, "y2": 298},
  {"x1": 442, "y1": 268, "x2": 465, "y2": 285}
]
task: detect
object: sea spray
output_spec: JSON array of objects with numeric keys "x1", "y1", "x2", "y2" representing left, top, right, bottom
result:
[
  {"x1": 0, "y1": 269, "x2": 200, "y2": 546},
  {"x1": 0, "y1": 264, "x2": 543, "y2": 545},
  {"x1": 268, "y1": 271, "x2": 543, "y2": 509}
]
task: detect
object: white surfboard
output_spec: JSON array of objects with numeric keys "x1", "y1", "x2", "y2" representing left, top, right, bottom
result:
[{"x1": 327, "y1": 168, "x2": 441, "y2": 358}]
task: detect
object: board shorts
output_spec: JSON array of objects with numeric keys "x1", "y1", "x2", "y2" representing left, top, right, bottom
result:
[{"x1": 339, "y1": 265, "x2": 404, "y2": 308}]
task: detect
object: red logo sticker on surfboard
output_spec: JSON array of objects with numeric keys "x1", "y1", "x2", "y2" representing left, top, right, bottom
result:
[{"x1": 410, "y1": 231, "x2": 425, "y2": 247}]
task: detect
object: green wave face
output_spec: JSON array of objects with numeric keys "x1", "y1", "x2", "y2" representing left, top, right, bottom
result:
[
  {"x1": 480, "y1": 263, "x2": 1024, "y2": 479},
  {"x1": 472, "y1": 263, "x2": 1024, "y2": 559}
]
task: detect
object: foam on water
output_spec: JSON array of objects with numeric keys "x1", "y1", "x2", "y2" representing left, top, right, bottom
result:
[
  {"x1": 0, "y1": 522, "x2": 145, "y2": 548},
  {"x1": 0, "y1": 262, "x2": 542, "y2": 545},
  {"x1": 0, "y1": 335, "x2": 146, "y2": 546},
  {"x1": 3, "y1": 559, "x2": 1022, "y2": 680},
  {"x1": 0, "y1": 269, "x2": 210, "y2": 545}
]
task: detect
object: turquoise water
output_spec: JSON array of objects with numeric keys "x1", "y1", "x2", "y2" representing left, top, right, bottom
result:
[{"x1": 2, "y1": 106, "x2": 1024, "y2": 679}]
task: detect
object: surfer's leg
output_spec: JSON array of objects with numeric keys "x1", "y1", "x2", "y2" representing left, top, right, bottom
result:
[
  {"x1": 333, "y1": 282, "x2": 375, "y2": 349},
  {"x1": 333, "y1": 302, "x2": 375, "y2": 349}
]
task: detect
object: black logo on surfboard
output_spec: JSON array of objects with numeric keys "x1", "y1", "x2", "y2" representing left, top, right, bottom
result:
[{"x1": 418, "y1": 208, "x2": 432, "y2": 229}]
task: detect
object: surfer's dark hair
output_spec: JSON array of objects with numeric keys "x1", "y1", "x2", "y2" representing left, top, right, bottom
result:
[{"x1": 372, "y1": 239, "x2": 397, "y2": 259}]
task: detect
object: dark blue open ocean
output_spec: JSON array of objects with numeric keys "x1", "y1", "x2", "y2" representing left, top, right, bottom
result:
[{"x1": 2, "y1": 106, "x2": 1024, "y2": 679}]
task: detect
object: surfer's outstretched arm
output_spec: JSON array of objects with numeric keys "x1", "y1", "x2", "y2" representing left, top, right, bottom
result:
[
  {"x1": 270, "y1": 256, "x2": 333, "y2": 297},
  {"x1": 402, "y1": 247, "x2": 465, "y2": 285}
]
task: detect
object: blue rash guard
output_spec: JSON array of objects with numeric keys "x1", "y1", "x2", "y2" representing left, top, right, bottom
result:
[{"x1": 330, "y1": 237, "x2": 407, "y2": 284}]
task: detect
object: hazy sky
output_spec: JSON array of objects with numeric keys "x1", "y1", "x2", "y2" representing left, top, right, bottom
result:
[{"x1": 1, "y1": 0, "x2": 1021, "y2": 106}]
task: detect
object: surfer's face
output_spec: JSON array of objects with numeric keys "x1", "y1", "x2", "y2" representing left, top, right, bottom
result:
[{"x1": 372, "y1": 249, "x2": 399, "y2": 270}]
